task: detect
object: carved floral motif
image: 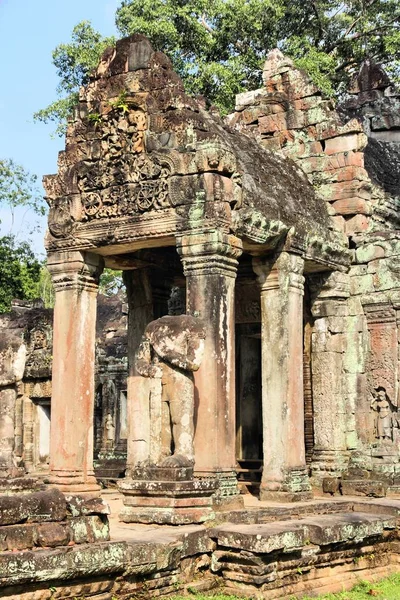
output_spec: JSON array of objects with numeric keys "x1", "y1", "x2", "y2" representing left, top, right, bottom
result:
[{"x1": 79, "y1": 154, "x2": 172, "y2": 221}]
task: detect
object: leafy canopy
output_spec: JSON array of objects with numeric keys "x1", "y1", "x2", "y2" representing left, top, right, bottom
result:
[
  {"x1": 36, "y1": 0, "x2": 400, "y2": 132},
  {"x1": 0, "y1": 158, "x2": 46, "y2": 229},
  {"x1": 0, "y1": 159, "x2": 52, "y2": 310},
  {"x1": 34, "y1": 21, "x2": 115, "y2": 137},
  {"x1": 0, "y1": 235, "x2": 43, "y2": 313}
]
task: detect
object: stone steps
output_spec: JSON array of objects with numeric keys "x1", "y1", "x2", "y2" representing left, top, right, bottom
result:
[{"x1": 212, "y1": 510, "x2": 397, "y2": 553}]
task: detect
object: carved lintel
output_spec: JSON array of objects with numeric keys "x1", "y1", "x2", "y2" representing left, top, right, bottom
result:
[{"x1": 363, "y1": 302, "x2": 396, "y2": 325}]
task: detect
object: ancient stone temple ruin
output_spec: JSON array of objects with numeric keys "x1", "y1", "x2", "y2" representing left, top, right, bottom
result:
[{"x1": 1, "y1": 34, "x2": 400, "y2": 599}]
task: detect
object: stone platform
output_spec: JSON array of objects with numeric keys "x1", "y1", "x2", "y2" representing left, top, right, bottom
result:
[{"x1": 2, "y1": 491, "x2": 400, "y2": 599}]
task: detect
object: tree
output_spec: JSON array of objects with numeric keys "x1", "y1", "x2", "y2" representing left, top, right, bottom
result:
[
  {"x1": 36, "y1": 1, "x2": 400, "y2": 131},
  {"x1": 0, "y1": 235, "x2": 43, "y2": 313},
  {"x1": 0, "y1": 158, "x2": 46, "y2": 232},
  {"x1": 34, "y1": 21, "x2": 115, "y2": 137}
]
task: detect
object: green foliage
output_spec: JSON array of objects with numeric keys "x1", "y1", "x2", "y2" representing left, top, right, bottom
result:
[
  {"x1": 99, "y1": 268, "x2": 124, "y2": 296},
  {"x1": 87, "y1": 112, "x2": 102, "y2": 124},
  {"x1": 37, "y1": 266, "x2": 55, "y2": 309},
  {"x1": 109, "y1": 90, "x2": 130, "y2": 113},
  {"x1": 0, "y1": 159, "x2": 46, "y2": 229},
  {"x1": 37, "y1": 1, "x2": 400, "y2": 130},
  {"x1": 0, "y1": 235, "x2": 43, "y2": 313},
  {"x1": 34, "y1": 21, "x2": 115, "y2": 135}
]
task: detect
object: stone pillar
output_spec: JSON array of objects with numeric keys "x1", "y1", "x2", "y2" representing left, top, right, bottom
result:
[
  {"x1": 0, "y1": 336, "x2": 26, "y2": 478},
  {"x1": 177, "y1": 232, "x2": 242, "y2": 503},
  {"x1": 22, "y1": 396, "x2": 35, "y2": 473},
  {"x1": 253, "y1": 252, "x2": 311, "y2": 501},
  {"x1": 47, "y1": 251, "x2": 103, "y2": 494},
  {"x1": 309, "y1": 272, "x2": 352, "y2": 486},
  {"x1": 123, "y1": 269, "x2": 154, "y2": 474}
]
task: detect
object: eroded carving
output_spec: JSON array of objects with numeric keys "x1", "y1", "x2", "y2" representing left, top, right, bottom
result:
[
  {"x1": 371, "y1": 387, "x2": 399, "y2": 441},
  {"x1": 136, "y1": 315, "x2": 206, "y2": 467}
]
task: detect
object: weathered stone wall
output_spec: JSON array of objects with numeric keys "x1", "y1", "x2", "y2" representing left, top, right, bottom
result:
[
  {"x1": 230, "y1": 50, "x2": 400, "y2": 492},
  {"x1": 0, "y1": 296, "x2": 128, "y2": 480}
]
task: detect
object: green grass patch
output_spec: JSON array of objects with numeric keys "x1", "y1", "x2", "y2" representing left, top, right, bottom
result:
[{"x1": 168, "y1": 573, "x2": 400, "y2": 599}]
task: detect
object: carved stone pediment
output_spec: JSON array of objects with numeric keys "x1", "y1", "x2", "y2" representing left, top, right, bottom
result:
[{"x1": 44, "y1": 34, "x2": 347, "y2": 270}]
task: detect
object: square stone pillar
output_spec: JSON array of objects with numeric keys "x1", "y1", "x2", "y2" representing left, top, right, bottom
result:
[
  {"x1": 123, "y1": 268, "x2": 154, "y2": 474},
  {"x1": 47, "y1": 251, "x2": 104, "y2": 494},
  {"x1": 309, "y1": 272, "x2": 352, "y2": 485},
  {"x1": 253, "y1": 252, "x2": 311, "y2": 501},
  {"x1": 0, "y1": 338, "x2": 26, "y2": 479},
  {"x1": 177, "y1": 232, "x2": 243, "y2": 504}
]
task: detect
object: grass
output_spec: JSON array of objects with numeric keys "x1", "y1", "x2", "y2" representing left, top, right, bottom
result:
[{"x1": 168, "y1": 573, "x2": 400, "y2": 599}]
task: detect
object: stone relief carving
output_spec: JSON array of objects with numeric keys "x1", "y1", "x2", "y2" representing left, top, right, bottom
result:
[
  {"x1": 78, "y1": 154, "x2": 172, "y2": 221},
  {"x1": 105, "y1": 414, "x2": 116, "y2": 445},
  {"x1": 136, "y1": 315, "x2": 206, "y2": 467},
  {"x1": 371, "y1": 387, "x2": 399, "y2": 441}
]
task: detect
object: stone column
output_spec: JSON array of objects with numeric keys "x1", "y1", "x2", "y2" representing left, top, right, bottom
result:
[
  {"x1": 0, "y1": 336, "x2": 26, "y2": 478},
  {"x1": 253, "y1": 252, "x2": 311, "y2": 501},
  {"x1": 177, "y1": 232, "x2": 242, "y2": 503},
  {"x1": 309, "y1": 272, "x2": 352, "y2": 486},
  {"x1": 123, "y1": 269, "x2": 154, "y2": 474},
  {"x1": 47, "y1": 251, "x2": 103, "y2": 494}
]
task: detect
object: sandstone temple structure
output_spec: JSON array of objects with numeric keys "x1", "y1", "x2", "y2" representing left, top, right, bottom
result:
[{"x1": 1, "y1": 34, "x2": 400, "y2": 599}]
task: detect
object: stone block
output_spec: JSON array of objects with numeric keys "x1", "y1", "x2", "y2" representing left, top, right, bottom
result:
[
  {"x1": 341, "y1": 480, "x2": 388, "y2": 497},
  {"x1": 325, "y1": 134, "x2": 367, "y2": 155},
  {"x1": 316, "y1": 119, "x2": 363, "y2": 140},
  {"x1": 258, "y1": 113, "x2": 287, "y2": 133},
  {"x1": 305, "y1": 105, "x2": 329, "y2": 126},
  {"x1": 69, "y1": 515, "x2": 110, "y2": 544},
  {"x1": 303, "y1": 512, "x2": 395, "y2": 545},
  {"x1": 344, "y1": 151, "x2": 365, "y2": 167},
  {"x1": 235, "y1": 89, "x2": 265, "y2": 110},
  {"x1": 119, "y1": 477, "x2": 217, "y2": 524},
  {"x1": 0, "y1": 489, "x2": 66, "y2": 526},
  {"x1": 260, "y1": 137, "x2": 282, "y2": 152},
  {"x1": 211, "y1": 522, "x2": 308, "y2": 553},
  {"x1": 286, "y1": 109, "x2": 305, "y2": 129},
  {"x1": 321, "y1": 182, "x2": 371, "y2": 201},
  {"x1": 293, "y1": 96, "x2": 322, "y2": 111},
  {"x1": 322, "y1": 477, "x2": 341, "y2": 495},
  {"x1": 356, "y1": 245, "x2": 386, "y2": 264},
  {"x1": 331, "y1": 215, "x2": 346, "y2": 232},
  {"x1": 0, "y1": 541, "x2": 127, "y2": 588},
  {"x1": 66, "y1": 494, "x2": 110, "y2": 517},
  {"x1": 0, "y1": 524, "x2": 35, "y2": 551},
  {"x1": 350, "y1": 275, "x2": 375, "y2": 295},
  {"x1": 332, "y1": 198, "x2": 371, "y2": 216},
  {"x1": 311, "y1": 300, "x2": 348, "y2": 318},
  {"x1": 333, "y1": 166, "x2": 369, "y2": 183},
  {"x1": 345, "y1": 214, "x2": 370, "y2": 235},
  {"x1": 36, "y1": 522, "x2": 70, "y2": 548},
  {"x1": 347, "y1": 296, "x2": 363, "y2": 316}
]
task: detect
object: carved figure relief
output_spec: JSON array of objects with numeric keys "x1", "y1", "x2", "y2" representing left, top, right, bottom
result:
[
  {"x1": 371, "y1": 387, "x2": 399, "y2": 441},
  {"x1": 105, "y1": 414, "x2": 116, "y2": 445},
  {"x1": 136, "y1": 315, "x2": 206, "y2": 467}
]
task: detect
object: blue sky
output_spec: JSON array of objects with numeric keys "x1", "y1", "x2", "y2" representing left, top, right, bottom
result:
[{"x1": 0, "y1": 0, "x2": 119, "y2": 254}]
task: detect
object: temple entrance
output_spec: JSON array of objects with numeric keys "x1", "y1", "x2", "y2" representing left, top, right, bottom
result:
[
  {"x1": 35, "y1": 400, "x2": 51, "y2": 469},
  {"x1": 234, "y1": 254, "x2": 263, "y2": 491},
  {"x1": 235, "y1": 324, "x2": 262, "y2": 492}
]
